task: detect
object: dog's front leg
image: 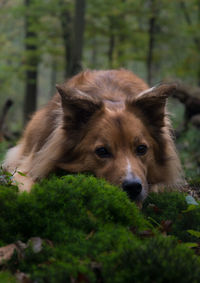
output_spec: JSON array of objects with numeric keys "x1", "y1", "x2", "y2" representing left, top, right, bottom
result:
[{"x1": 13, "y1": 172, "x2": 34, "y2": 192}]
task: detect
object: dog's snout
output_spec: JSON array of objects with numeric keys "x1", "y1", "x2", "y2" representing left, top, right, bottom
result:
[{"x1": 122, "y1": 178, "x2": 142, "y2": 201}]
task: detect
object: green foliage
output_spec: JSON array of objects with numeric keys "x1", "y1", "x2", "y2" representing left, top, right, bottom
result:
[
  {"x1": 177, "y1": 126, "x2": 200, "y2": 179},
  {"x1": 100, "y1": 236, "x2": 200, "y2": 283},
  {"x1": 187, "y1": 229, "x2": 200, "y2": 238},
  {"x1": 143, "y1": 191, "x2": 200, "y2": 242},
  {"x1": 0, "y1": 168, "x2": 15, "y2": 186},
  {"x1": 0, "y1": 175, "x2": 200, "y2": 282},
  {"x1": 0, "y1": 272, "x2": 17, "y2": 283}
]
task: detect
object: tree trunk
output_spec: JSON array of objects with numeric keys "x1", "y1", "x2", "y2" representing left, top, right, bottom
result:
[
  {"x1": 23, "y1": 0, "x2": 39, "y2": 125},
  {"x1": 197, "y1": 1, "x2": 200, "y2": 86},
  {"x1": 0, "y1": 99, "x2": 13, "y2": 141},
  {"x1": 50, "y1": 60, "x2": 57, "y2": 97},
  {"x1": 71, "y1": 0, "x2": 86, "y2": 76},
  {"x1": 59, "y1": 0, "x2": 73, "y2": 78},
  {"x1": 60, "y1": 0, "x2": 86, "y2": 78},
  {"x1": 107, "y1": 17, "x2": 115, "y2": 68},
  {"x1": 117, "y1": 0, "x2": 126, "y2": 65},
  {"x1": 180, "y1": 1, "x2": 200, "y2": 86},
  {"x1": 146, "y1": 0, "x2": 157, "y2": 86}
]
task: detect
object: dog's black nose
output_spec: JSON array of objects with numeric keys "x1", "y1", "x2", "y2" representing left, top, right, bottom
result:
[{"x1": 122, "y1": 178, "x2": 142, "y2": 201}]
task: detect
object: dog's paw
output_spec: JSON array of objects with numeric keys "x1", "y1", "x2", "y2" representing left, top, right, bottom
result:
[{"x1": 13, "y1": 172, "x2": 34, "y2": 192}]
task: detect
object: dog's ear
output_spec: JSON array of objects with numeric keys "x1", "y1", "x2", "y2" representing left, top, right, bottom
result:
[
  {"x1": 56, "y1": 84, "x2": 103, "y2": 129},
  {"x1": 126, "y1": 84, "x2": 177, "y2": 128}
]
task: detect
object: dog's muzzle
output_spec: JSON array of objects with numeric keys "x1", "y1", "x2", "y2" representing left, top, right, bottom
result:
[{"x1": 122, "y1": 177, "x2": 143, "y2": 201}]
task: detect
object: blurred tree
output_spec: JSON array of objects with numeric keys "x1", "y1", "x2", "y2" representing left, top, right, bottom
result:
[
  {"x1": 146, "y1": 0, "x2": 159, "y2": 85},
  {"x1": 86, "y1": 0, "x2": 134, "y2": 69},
  {"x1": 0, "y1": 99, "x2": 13, "y2": 141},
  {"x1": 59, "y1": 0, "x2": 73, "y2": 78},
  {"x1": 107, "y1": 16, "x2": 115, "y2": 68},
  {"x1": 60, "y1": 0, "x2": 86, "y2": 78},
  {"x1": 24, "y1": 0, "x2": 39, "y2": 124},
  {"x1": 72, "y1": 0, "x2": 86, "y2": 75},
  {"x1": 180, "y1": 0, "x2": 200, "y2": 86}
]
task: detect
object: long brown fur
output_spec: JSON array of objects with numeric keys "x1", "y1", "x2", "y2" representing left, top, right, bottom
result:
[{"x1": 3, "y1": 69, "x2": 183, "y2": 199}]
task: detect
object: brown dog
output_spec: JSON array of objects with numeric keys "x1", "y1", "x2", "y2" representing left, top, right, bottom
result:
[{"x1": 3, "y1": 69, "x2": 183, "y2": 202}]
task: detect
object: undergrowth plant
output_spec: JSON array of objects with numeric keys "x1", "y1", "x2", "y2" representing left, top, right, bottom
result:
[{"x1": 0, "y1": 174, "x2": 200, "y2": 282}]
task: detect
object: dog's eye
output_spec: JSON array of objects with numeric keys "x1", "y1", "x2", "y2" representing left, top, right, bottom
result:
[
  {"x1": 95, "y1": 147, "x2": 112, "y2": 158},
  {"x1": 136, "y1": 144, "x2": 148, "y2": 156}
]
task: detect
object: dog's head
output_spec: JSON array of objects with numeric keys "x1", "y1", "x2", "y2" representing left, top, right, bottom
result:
[{"x1": 56, "y1": 71, "x2": 182, "y2": 202}]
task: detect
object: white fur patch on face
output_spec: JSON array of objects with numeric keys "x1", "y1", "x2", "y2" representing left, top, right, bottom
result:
[
  {"x1": 125, "y1": 158, "x2": 133, "y2": 180},
  {"x1": 137, "y1": 86, "x2": 156, "y2": 98}
]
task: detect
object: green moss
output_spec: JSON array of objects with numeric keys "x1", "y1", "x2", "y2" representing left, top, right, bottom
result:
[
  {"x1": 188, "y1": 177, "x2": 200, "y2": 190},
  {"x1": 101, "y1": 236, "x2": 200, "y2": 283},
  {"x1": 0, "y1": 175, "x2": 148, "y2": 245},
  {"x1": 16, "y1": 234, "x2": 200, "y2": 283},
  {"x1": 0, "y1": 175, "x2": 200, "y2": 282},
  {"x1": 143, "y1": 191, "x2": 200, "y2": 242},
  {"x1": 0, "y1": 271, "x2": 17, "y2": 283}
]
